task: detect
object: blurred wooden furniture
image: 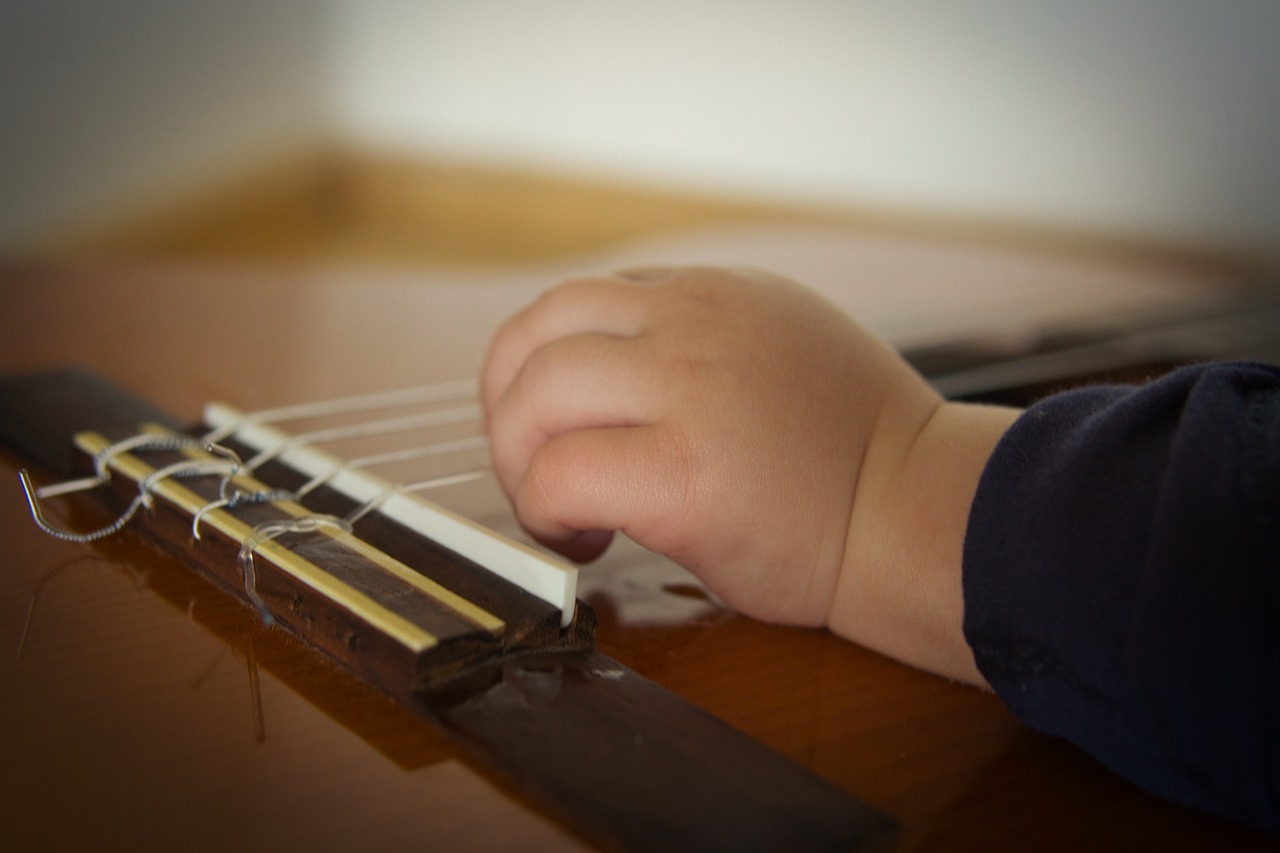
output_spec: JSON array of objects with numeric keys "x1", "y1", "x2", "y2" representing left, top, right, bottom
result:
[{"x1": 39, "y1": 147, "x2": 1267, "y2": 277}]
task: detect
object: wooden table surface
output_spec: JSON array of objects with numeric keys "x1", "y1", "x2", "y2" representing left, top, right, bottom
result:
[{"x1": 1, "y1": 226, "x2": 1274, "y2": 850}]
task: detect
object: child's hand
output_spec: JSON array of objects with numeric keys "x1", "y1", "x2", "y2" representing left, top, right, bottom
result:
[{"x1": 481, "y1": 266, "x2": 941, "y2": 628}]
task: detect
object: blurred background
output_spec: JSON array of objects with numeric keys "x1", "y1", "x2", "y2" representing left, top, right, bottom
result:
[{"x1": 2, "y1": 0, "x2": 1279, "y2": 267}]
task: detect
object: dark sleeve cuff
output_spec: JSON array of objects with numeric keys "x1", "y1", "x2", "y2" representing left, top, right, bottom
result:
[{"x1": 962, "y1": 362, "x2": 1280, "y2": 829}]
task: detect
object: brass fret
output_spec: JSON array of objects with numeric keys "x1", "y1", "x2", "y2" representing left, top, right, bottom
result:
[{"x1": 75, "y1": 429, "x2": 505, "y2": 652}]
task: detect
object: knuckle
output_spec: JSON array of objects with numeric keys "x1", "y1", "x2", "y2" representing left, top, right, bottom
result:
[
  {"x1": 534, "y1": 276, "x2": 609, "y2": 312},
  {"x1": 515, "y1": 338, "x2": 570, "y2": 400}
]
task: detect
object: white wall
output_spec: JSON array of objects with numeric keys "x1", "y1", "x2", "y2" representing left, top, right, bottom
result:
[
  {"x1": 333, "y1": 0, "x2": 1280, "y2": 257},
  {"x1": 4, "y1": 1, "x2": 1279, "y2": 258}
]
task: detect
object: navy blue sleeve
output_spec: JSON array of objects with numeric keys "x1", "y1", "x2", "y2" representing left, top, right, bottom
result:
[{"x1": 962, "y1": 362, "x2": 1280, "y2": 830}]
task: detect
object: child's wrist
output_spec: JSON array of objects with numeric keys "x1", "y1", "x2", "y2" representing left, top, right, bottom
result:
[{"x1": 830, "y1": 393, "x2": 1019, "y2": 685}]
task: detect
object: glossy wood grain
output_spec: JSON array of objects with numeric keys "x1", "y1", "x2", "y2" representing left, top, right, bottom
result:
[{"x1": 1, "y1": 246, "x2": 1274, "y2": 850}]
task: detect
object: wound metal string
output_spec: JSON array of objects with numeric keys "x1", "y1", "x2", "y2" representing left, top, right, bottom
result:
[
  {"x1": 20, "y1": 379, "x2": 504, "y2": 621},
  {"x1": 19, "y1": 436, "x2": 216, "y2": 543},
  {"x1": 191, "y1": 444, "x2": 297, "y2": 540},
  {"x1": 21, "y1": 377, "x2": 490, "y2": 547},
  {"x1": 20, "y1": 434, "x2": 300, "y2": 545},
  {"x1": 17, "y1": 378, "x2": 579, "y2": 629}
]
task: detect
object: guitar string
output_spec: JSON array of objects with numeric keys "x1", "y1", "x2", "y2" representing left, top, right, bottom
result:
[
  {"x1": 295, "y1": 435, "x2": 489, "y2": 499},
  {"x1": 207, "y1": 381, "x2": 495, "y2": 532},
  {"x1": 20, "y1": 436, "x2": 292, "y2": 545},
  {"x1": 343, "y1": 468, "x2": 489, "y2": 526},
  {"x1": 237, "y1": 515, "x2": 352, "y2": 625},
  {"x1": 20, "y1": 378, "x2": 490, "y2": 545},
  {"x1": 19, "y1": 434, "x2": 213, "y2": 543},
  {"x1": 19, "y1": 380, "x2": 498, "y2": 626},
  {"x1": 200, "y1": 378, "x2": 478, "y2": 445},
  {"x1": 209, "y1": 389, "x2": 493, "y2": 623},
  {"x1": 241, "y1": 403, "x2": 482, "y2": 471},
  {"x1": 236, "y1": 470, "x2": 490, "y2": 624},
  {"x1": 15, "y1": 378, "x2": 513, "y2": 754}
]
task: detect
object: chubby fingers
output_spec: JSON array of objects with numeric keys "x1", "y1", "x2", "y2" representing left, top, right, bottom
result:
[
  {"x1": 481, "y1": 276, "x2": 655, "y2": 414},
  {"x1": 486, "y1": 330, "x2": 660, "y2": 499},
  {"x1": 509, "y1": 422, "x2": 694, "y2": 564},
  {"x1": 482, "y1": 274, "x2": 687, "y2": 559}
]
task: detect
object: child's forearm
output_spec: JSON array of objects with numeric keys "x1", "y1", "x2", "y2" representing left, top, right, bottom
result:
[{"x1": 831, "y1": 400, "x2": 1020, "y2": 686}]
